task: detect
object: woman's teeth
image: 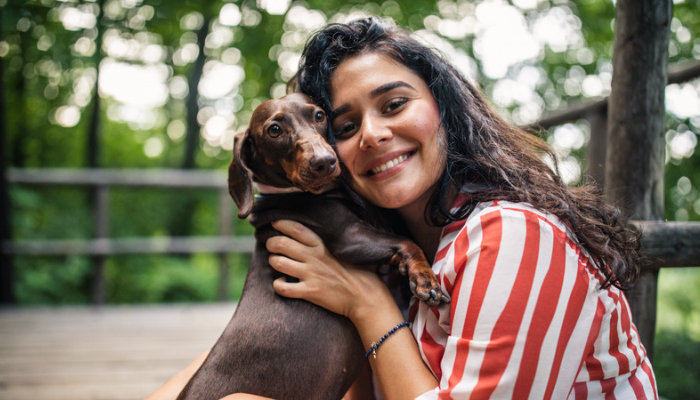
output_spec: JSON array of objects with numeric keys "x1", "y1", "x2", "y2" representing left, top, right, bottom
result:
[{"x1": 371, "y1": 154, "x2": 409, "y2": 175}]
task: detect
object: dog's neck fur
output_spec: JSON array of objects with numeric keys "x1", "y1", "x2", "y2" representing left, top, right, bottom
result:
[{"x1": 254, "y1": 182, "x2": 304, "y2": 195}]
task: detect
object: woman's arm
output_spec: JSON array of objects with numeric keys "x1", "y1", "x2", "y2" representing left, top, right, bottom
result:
[
  {"x1": 342, "y1": 360, "x2": 376, "y2": 400},
  {"x1": 145, "y1": 351, "x2": 209, "y2": 400},
  {"x1": 267, "y1": 219, "x2": 438, "y2": 400}
]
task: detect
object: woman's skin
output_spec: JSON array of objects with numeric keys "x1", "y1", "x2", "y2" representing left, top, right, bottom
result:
[
  {"x1": 144, "y1": 352, "x2": 210, "y2": 400},
  {"x1": 267, "y1": 52, "x2": 449, "y2": 400}
]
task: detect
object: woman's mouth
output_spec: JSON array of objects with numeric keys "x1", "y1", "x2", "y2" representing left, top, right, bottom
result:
[{"x1": 367, "y1": 152, "x2": 414, "y2": 176}]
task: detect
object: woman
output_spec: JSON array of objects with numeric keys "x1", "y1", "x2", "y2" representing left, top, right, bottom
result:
[
  {"x1": 150, "y1": 17, "x2": 657, "y2": 400},
  {"x1": 265, "y1": 17, "x2": 657, "y2": 399}
]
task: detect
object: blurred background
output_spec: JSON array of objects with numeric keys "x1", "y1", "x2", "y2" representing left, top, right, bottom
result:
[{"x1": 1, "y1": 0, "x2": 699, "y2": 398}]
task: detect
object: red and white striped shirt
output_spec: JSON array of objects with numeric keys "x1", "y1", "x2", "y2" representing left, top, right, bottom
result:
[{"x1": 410, "y1": 198, "x2": 658, "y2": 399}]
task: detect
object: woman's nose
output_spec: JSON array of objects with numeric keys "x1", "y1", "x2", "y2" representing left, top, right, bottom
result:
[{"x1": 359, "y1": 117, "x2": 392, "y2": 150}]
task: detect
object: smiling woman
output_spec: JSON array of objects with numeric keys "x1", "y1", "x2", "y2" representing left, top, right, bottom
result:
[{"x1": 272, "y1": 17, "x2": 658, "y2": 400}]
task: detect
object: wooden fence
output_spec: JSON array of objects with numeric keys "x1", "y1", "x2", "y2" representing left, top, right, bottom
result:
[
  {"x1": 2, "y1": 168, "x2": 255, "y2": 303},
  {"x1": 3, "y1": 166, "x2": 699, "y2": 356}
]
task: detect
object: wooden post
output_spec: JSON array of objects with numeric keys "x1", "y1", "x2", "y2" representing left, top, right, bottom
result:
[
  {"x1": 605, "y1": 0, "x2": 672, "y2": 361},
  {"x1": 584, "y1": 108, "x2": 607, "y2": 189},
  {"x1": 91, "y1": 185, "x2": 109, "y2": 305},
  {"x1": 0, "y1": 14, "x2": 14, "y2": 303},
  {"x1": 217, "y1": 187, "x2": 232, "y2": 301}
]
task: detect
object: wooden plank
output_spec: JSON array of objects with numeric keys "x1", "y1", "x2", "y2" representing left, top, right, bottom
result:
[
  {"x1": 6, "y1": 168, "x2": 228, "y2": 188},
  {"x1": 3, "y1": 236, "x2": 255, "y2": 256},
  {"x1": 529, "y1": 59, "x2": 700, "y2": 130},
  {"x1": 0, "y1": 304, "x2": 235, "y2": 400},
  {"x1": 635, "y1": 221, "x2": 700, "y2": 269}
]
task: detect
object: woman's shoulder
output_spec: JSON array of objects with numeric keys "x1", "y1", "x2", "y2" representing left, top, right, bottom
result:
[
  {"x1": 438, "y1": 199, "x2": 600, "y2": 288},
  {"x1": 445, "y1": 200, "x2": 580, "y2": 251},
  {"x1": 457, "y1": 200, "x2": 566, "y2": 228}
]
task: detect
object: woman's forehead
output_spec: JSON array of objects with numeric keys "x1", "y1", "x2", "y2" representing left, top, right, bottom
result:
[{"x1": 329, "y1": 53, "x2": 424, "y2": 99}]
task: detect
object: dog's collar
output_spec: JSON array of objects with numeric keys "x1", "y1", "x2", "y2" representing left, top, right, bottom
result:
[{"x1": 254, "y1": 182, "x2": 304, "y2": 195}]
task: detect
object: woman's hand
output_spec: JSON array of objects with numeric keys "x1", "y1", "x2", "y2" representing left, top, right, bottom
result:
[
  {"x1": 266, "y1": 219, "x2": 394, "y2": 323},
  {"x1": 267, "y1": 219, "x2": 439, "y2": 400}
]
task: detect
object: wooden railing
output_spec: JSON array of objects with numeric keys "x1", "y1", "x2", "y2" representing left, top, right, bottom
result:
[
  {"x1": 4, "y1": 169, "x2": 698, "y2": 273},
  {"x1": 2, "y1": 168, "x2": 255, "y2": 304}
]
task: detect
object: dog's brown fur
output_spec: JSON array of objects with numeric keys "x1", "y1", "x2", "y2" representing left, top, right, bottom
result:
[{"x1": 176, "y1": 93, "x2": 444, "y2": 400}]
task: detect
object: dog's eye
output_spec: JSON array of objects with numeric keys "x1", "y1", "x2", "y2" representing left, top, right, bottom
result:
[
  {"x1": 315, "y1": 111, "x2": 325, "y2": 122},
  {"x1": 268, "y1": 124, "x2": 282, "y2": 138}
]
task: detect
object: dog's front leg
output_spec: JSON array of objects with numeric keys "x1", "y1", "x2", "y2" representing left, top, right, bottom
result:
[
  {"x1": 387, "y1": 240, "x2": 448, "y2": 307},
  {"x1": 325, "y1": 223, "x2": 448, "y2": 308}
]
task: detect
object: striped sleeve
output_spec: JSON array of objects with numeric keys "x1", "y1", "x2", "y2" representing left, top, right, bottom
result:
[{"x1": 412, "y1": 202, "x2": 656, "y2": 400}]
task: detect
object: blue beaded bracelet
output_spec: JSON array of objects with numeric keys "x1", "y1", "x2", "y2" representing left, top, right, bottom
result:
[{"x1": 365, "y1": 321, "x2": 412, "y2": 359}]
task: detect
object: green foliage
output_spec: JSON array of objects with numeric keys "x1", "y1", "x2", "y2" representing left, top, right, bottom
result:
[
  {"x1": 654, "y1": 330, "x2": 700, "y2": 400},
  {"x1": 106, "y1": 255, "x2": 219, "y2": 303},
  {"x1": 11, "y1": 186, "x2": 92, "y2": 240},
  {"x1": 14, "y1": 252, "x2": 252, "y2": 304},
  {"x1": 654, "y1": 268, "x2": 700, "y2": 399},
  {"x1": 657, "y1": 268, "x2": 700, "y2": 342},
  {"x1": 15, "y1": 255, "x2": 93, "y2": 304}
]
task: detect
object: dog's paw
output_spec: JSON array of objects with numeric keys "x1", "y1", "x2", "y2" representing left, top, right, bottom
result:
[
  {"x1": 389, "y1": 242, "x2": 450, "y2": 307},
  {"x1": 406, "y1": 262, "x2": 450, "y2": 308}
]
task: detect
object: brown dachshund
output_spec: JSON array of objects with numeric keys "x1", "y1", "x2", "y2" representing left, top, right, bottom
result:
[{"x1": 176, "y1": 93, "x2": 446, "y2": 400}]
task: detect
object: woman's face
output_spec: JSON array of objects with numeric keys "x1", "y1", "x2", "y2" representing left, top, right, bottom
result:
[{"x1": 328, "y1": 52, "x2": 446, "y2": 213}]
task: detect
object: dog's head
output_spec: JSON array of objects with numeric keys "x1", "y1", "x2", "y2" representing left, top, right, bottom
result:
[{"x1": 228, "y1": 93, "x2": 341, "y2": 218}]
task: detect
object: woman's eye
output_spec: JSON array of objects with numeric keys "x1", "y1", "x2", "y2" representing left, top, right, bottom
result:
[
  {"x1": 268, "y1": 124, "x2": 282, "y2": 138},
  {"x1": 315, "y1": 111, "x2": 325, "y2": 122},
  {"x1": 334, "y1": 123, "x2": 356, "y2": 139},
  {"x1": 385, "y1": 97, "x2": 408, "y2": 113}
]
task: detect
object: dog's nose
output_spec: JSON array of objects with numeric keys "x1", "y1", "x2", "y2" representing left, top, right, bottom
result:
[{"x1": 309, "y1": 153, "x2": 338, "y2": 177}]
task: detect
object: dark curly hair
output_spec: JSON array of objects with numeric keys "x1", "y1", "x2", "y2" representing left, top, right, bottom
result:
[{"x1": 290, "y1": 17, "x2": 641, "y2": 290}]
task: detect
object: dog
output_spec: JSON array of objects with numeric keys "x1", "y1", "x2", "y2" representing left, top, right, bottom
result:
[{"x1": 176, "y1": 93, "x2": 446, "y2": 400}]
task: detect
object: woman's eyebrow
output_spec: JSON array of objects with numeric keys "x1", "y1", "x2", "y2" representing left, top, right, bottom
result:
[
  {"x1": 369, "y1": 81, "x2": 416, "y2": 98},
  {"x1": 330, "y1": 104, "x2": 350, "y2": 121},
  {"x1": 331, "y1": 81, "x2": 417, "y2": 120}
]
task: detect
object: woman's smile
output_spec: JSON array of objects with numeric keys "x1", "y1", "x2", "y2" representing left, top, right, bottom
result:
[{"x1": 364, "y1": 150, "x2": 415, "y2": 178}]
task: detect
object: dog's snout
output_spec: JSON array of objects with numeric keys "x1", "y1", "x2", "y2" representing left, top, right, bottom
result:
[{"x1": 309, "y1": 153, "x2": 338, "y2": 177}]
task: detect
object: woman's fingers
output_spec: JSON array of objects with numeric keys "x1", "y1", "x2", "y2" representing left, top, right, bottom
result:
[
  {"x1": 268, "y1": 253, "x2": 306, "y2": 278},
  {"x1": 267, "y1": 235, "x2": 319, "y2": 266},
  {"x1": 267, "y1": 220, "x2": 328, "y2": 267},
  {"x1": 272, "y1": 276, "x2": 306, "y2": 299},
  {"x1": 271, "y1": 219, "x2": 323, "y2": 247}
]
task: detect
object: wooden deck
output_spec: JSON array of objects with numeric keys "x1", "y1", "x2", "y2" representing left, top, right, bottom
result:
[{"x1": 0, "y1": 303, "x2": 236, "y2": 400}]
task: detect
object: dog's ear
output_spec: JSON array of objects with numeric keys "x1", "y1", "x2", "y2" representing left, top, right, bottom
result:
[{"x1": 228, "y1": 130, "x2": 255, "y2": 219}]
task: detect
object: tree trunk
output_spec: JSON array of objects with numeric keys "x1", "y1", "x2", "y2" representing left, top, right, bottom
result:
[
  {"x1": 167, "y1": 17, "x2": 211, "y2": 239},
  {"x1": 86, "y1": 72, "x2": 101, "y2": 167},
  {"x1": 86, "y1": 0, "x2": 104, "y2": 169},
  {"x1": 11, "y1": 21, "x2": 30, "y2": 168},
  {"x1": 605, "y1": 0, "x2": 672, "y2": 361},
  {"x1": 86, "y1": 0, "x2": 106, "y2": 305},
  {"x1": 0, "y1": 4, "x2": 16, "y2": 303},
  {"x1": 182, "y1": 17, "x2": 210, "y2": 170}
]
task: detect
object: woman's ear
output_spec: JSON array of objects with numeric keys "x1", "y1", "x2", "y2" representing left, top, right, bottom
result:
[{"x1": 228, "y1": 130, "x2": 255, "y2": 218}]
